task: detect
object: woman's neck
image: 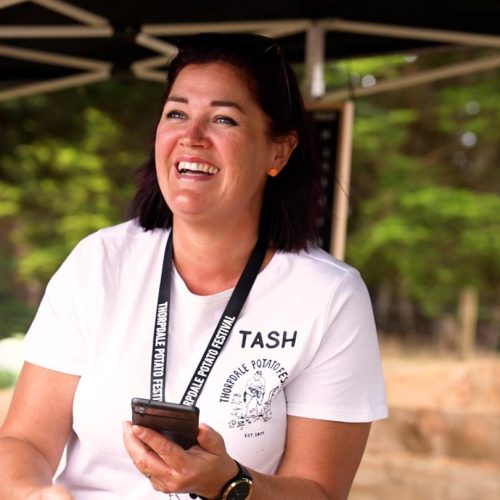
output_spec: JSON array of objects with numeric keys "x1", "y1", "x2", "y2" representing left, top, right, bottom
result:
[{"x1": 171, "y1": 219, "x2": 267, "y2": 296}]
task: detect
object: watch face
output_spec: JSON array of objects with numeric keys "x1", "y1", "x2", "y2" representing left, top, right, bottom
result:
[{"x1": 227, "y1": 479, "x2": 252, "y2": 500}]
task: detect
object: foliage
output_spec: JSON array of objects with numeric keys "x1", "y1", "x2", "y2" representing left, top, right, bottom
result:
[
  {"x1": 0, "y1": 242, "x2": 35, "y2": 339},
  {"x1": 349, "y1": 186, "x2": 500, "y2": 316},
  {"x1": 328, "y1": 54, "x2": 411, "y2": 88},
  {"x1": 0, "y1": 369, "x2": 16, "y2": 390},
  {"x1": 0, "y1": 81, "x2": 162, "y2": 309},
  {"x1": 2, "y1": 108, "x2": 129, "y2": 284},
  {"x1": 346, "y1": 48, "x2": 500, "y2": 328}
]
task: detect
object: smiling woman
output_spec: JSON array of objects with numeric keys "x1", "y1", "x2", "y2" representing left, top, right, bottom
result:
[
  {"x1": 130, "y1": 33, "x2": 320, "y2": 252},
  {"x1": 154, "y1": 62, "x2": 296, "y2": 248},
  {"x1": 0, "y1": 33, "x2": 387, "y2": 500}
]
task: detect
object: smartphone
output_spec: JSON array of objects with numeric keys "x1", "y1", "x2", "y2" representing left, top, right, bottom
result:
[{"x1": 131, "y1": 398, "x2": 199, "y2": 450}]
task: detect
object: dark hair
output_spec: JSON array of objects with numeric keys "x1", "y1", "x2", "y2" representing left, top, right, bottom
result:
[{"x1": 128, "y1": 33, "x2": 322, "y2": 251}]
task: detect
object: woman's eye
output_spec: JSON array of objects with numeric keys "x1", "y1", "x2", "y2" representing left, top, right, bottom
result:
[
  {"x1": 214, "y1": 115, "x2": 237, "y2": 126},
  {"x1": 165, "y1": 110, "x2": 185, "y2": 120}
]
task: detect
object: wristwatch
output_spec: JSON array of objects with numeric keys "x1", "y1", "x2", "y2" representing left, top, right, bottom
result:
[{"x1": 220, "y1": 461, "x2": 253, "y2": 500}]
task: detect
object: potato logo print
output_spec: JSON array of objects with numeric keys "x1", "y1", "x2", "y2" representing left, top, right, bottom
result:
[{"x1": 222, "y1": 361, "x2": 287, "y2": 431}]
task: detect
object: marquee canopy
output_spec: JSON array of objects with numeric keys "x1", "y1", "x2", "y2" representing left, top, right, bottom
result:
[{"x1": 2, "y1": 0, "x2": 500, "y2": 102}]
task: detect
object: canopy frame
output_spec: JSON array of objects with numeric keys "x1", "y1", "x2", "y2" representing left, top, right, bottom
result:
[{"x1": 2, "y1": 1, "x2": 500, "y2": 103}]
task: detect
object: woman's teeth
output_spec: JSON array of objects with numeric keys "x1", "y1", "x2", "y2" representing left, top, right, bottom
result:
[{"x1": 177, "y1": 161, "x2": 219, "y2": 175}]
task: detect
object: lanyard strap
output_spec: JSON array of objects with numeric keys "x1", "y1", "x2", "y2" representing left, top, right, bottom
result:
[
  {"x1": 150, "y1": 231, "x2": 268, "y2": 406},
  {"x1": 150, "y1": 232, "x2": 173, "y2": 402}
]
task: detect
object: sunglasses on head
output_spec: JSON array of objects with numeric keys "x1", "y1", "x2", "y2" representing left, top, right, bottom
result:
[{"x1": 175, "y1": 33, "x2": 292, "y2": 118}]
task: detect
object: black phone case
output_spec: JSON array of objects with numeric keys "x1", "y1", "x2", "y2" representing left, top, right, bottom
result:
[{"x1": 131, "y1": 398, "x2": 199, "y2": 450}]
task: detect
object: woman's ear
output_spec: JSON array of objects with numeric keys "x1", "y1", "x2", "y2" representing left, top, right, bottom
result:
[{"x1": 269, "y1": 131, "x2": 299, "y2": 175}]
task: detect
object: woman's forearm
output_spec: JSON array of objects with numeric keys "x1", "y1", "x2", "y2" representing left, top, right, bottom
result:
[
  {"x1": 0, "y1": 364, "x2": 77, "y2": 499},
  {"x1": 0, "y1": 436, "x2": 55, "y2": 499},
  {"x1": 249, "y1": 470, "x2": 330, "y2": 500}
]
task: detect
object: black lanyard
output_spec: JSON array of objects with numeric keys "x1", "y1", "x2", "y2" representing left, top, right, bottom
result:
[{"x1": 150, "y1": 230, "x2": 268, "y2": 406}]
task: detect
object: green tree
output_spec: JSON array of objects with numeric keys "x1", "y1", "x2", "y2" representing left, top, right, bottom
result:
[
  {"x1": 340, "y1": 49, "x2": 500, "y2": 345},
  {"x1": 0, "y1": 81, "x2": 163, "y2": 337}
]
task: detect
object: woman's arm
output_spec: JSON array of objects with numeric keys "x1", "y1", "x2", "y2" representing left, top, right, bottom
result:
[
  {"x1": 253, "y1": 416, "x2": 371, "y2": 499},
  {"x1": 123, "y1": 414, "x2": 371, "y2": 499},
  {"x1": 0, "y1": 362, "x2": 79, "y2": 500}
]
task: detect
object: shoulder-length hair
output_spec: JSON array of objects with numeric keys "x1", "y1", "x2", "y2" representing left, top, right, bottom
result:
[{"x1": 128, "y1": 33, "x2": 322, "y2": 252}]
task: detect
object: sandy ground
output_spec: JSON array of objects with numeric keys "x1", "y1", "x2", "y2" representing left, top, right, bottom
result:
[
  {"x1": 351, "y1": 354, "x2": 500, "y2": 500},
  {"x1": 1, "y1": 354, "x2": 499, "y2": 499}
]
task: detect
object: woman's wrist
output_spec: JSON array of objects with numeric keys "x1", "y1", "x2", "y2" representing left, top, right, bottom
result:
[{"x1": 205, "y1": 458, "x2": 239, "y2": 500}]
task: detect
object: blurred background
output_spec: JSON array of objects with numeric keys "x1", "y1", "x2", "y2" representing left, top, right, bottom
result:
[{"x1": 1, "y1": 24, "x2": 499, "y2": 500}]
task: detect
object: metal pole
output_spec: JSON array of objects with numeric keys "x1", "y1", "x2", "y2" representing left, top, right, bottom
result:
[
  {"x1": 322, "y1": 54, "x2": 500, "y2": 102},
  {"x1": 330, "y1": 101, "x2": 354, "y2": 261},
  {"x1": 305, "y1": 25, "x2": 326, "y2": 99},
  {"x1": 321, "y1": 18, "x2": 500, "y2": 49},
  {"x1": 0, "y1": 69, "x2": 110, "y2": 102}
]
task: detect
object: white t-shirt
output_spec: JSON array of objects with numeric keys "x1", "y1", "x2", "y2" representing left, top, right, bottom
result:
[{"x1": 24, "y1": 220, "x2": 387, "y2": 499}]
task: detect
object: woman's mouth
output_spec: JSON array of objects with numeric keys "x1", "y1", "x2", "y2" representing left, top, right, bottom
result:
[{"x1": 176, "y1": 161, "x2": 220, "y2": 175}]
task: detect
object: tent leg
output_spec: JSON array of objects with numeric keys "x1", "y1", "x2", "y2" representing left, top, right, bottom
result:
[
  {"x1": 330, "y1": 101, "x2": 355, "y2": 261},
  {"x1": 305, "y1": 24, "x2": 325, "y2": 99}
]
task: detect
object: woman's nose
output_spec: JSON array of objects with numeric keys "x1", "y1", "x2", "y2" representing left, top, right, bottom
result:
[{"x1": 179, "y1": 121, "x2": 209, "y2": 148}]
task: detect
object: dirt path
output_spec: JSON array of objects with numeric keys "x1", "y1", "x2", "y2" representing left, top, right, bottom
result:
[{"x1": 351, "y1": 355, "x2": 500, "y2": 500}]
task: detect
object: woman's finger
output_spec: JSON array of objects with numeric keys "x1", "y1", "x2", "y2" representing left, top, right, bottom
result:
[
  {"x1": 122, "y1": 421, "x2": 171, "y2": 476},
  {"x1": 130, "y1": 423, "x2": 188, "y2": 467},
  {"x1": 195, "y1": 424, "x2": 226, "y2": 456}
]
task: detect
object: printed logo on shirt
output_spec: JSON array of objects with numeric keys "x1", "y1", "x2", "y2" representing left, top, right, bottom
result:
[{"x1": 219, "y1": 358, "x2": 288, "y2": 433}]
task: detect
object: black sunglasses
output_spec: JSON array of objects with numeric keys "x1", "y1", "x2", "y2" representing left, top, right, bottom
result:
[{"x1": 175, "y1": 33, "x2": 292, "y2": 118}]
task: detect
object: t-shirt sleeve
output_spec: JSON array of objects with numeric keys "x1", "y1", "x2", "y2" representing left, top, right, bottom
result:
[
  {"x1": 285, "y1": 269, "x2": 388, "y2": 422},
  {"x1": 23, "y1": 235, "x2": 104, "y2": 375}
]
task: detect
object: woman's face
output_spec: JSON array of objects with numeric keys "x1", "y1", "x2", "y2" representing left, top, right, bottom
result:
[{"x1": 155, "y1": 62, "x2": 292, "y2": 230}]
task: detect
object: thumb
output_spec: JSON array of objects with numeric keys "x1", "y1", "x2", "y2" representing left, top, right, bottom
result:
[{"x1": 196, "y1": 423, "x2": 226, "y2": 455}]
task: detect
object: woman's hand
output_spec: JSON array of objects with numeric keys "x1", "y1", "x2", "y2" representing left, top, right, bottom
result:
[
  {"x1": 25, "y1": 485, "x2": 73, "y2": 500},
  {"x1": 122, "y1": 421, "x2": 238, "y2": 499}
]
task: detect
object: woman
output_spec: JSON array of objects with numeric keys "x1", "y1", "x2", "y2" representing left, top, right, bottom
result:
[{"x1": 0, "y1": 34, "x2": 387, "y2": 499}]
